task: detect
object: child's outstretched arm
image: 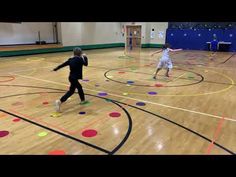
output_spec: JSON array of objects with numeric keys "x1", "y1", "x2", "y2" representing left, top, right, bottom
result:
[
  {"x1": 82, "y1": 54, "x2": 88, "y2": 66},
  {"x1": 53, "y1": 60, "x2": 70, "y2": 71},
  {"x1": 169, "y1": 48, "x2": 183, "y2": 52},
  {"x1": 151, "y1": 49, "x2": 163, "y2": 56}
]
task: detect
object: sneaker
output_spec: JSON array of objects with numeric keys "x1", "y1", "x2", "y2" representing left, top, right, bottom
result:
[
  {"x1": 153, "y1": 76, "x2": 157, "y2": 80},
  {"x1": 165, "y1": 74, "x2": 170, "y2": 77},
  {"x1": 80, "y1": 100, "x2": 88, "y2": 105},
  {"x1": 55, "y1": 100, "x2": 61, "y2": 112}
]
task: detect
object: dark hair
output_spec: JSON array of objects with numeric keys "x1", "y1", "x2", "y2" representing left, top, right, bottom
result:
[
  {"x1": 73, "y1": 47, "x2": 82, "y2": 56},
  {"x1": 162, "y1": 43, "x2": 171, "y2": 49}
]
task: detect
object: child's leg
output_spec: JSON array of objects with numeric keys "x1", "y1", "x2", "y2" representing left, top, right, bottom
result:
[
  {"x1": 165, "y1": 68, "x2": 170, "y2": 77},
  {"x1": 55, "y1": 80, "x2": 76, "y2": 112},
  {"x1": 60, "y1": 77, "x2": 77, "y2": 103},
  {"x1": 75, "y1": 81, "x2": 85, "y2": 102},
  {"x1": 153, "y1": 68, "x2": 161, "y2": 79}
]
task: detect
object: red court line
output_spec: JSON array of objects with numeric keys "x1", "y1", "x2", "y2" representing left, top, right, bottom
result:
[
  {"x1": 0, "y1": 76, "x2": 15, "y2": 82},
  {"x1": 205, "y1": 116, "x2": 225, "y2": 154}
]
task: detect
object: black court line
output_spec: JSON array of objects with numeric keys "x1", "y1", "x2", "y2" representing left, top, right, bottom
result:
[
  {"x1": 111, "y1": 100, "x2": 235, "y2": 155},
  {"x1": 89, "y1": 65, "x2": 235, "y2": 87},
  {"x1": 0, "y1": 85, "x2": 234, "y2": 154},
  {"x1": 0, "y1": 88, "x2": 132, "y2": 155},
  {"x1": 85, "y1": 94, "x2": 132, "y2": 155},
  {"x1": 220, "y1": 53, "x2": 235, "y2": 64},
  {"x1": 0, "y1": 109, "x2": 110, "y2": 154},
  {"x1": 104, "y1": 67, "x2": 204, "y2": 87}
]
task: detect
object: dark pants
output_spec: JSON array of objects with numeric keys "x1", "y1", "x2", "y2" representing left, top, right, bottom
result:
[{"x1": 60, "y1": 77, "x2": 85, "y2": 103}]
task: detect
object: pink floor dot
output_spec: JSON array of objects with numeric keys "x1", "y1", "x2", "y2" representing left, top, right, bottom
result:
[
  {"x1": 82, "y1": 129, "x2": 97, "y2": 138},
  {"x1": 48, "y1": 150, "x2": 66, "y2": 155},
  {"x1": 0, "y1": 131, "x2": 9, "y2": 138},
  {"x1": 12, "y1": 118, "x2": 21, "y2": 122},
  {"x1": 109, "y1": 112, "x2": 121, "y2": 118}
]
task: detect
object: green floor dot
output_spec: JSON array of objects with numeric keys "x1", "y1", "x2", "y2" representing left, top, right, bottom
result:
[
  {"x1": 80, "y1": 101, "x2": 91, "y2": 106},
  {"x1": 105, "y1": 98, "x2": 112, "y2": 102},
  {"x1": 38, "y1": 132, "x2": 48, "y2": 137}
]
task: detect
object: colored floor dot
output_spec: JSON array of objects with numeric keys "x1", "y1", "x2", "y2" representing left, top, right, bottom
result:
[
  {"x1": 82, "y1": 129, "x2": 97, "y2": 138},
  {"x1": 79, "y1": 111, "x2": 86, "y2": 115},
  {"x1": 38, "y1": 132, "x2": 48, "y2": 137},
  {"x1": 136, "y1": 102, "x2": 146, "y2": 106},
  {"x1": 48, "y1": 150, "x2": 66, "y2": 155},
  {"x1": 118, "y1": 71, "x2": 125, "y2": 74},
  {"x1": 148, "y1": 91, "x2": 157, "y2": 95},
  {"x1": 82, "y1": 79, "x2": 89, "y2": 82},
  {"x1": 0, "y1": 131, "x2": 9, "y2": 138},
  {"x1": 123, "y1": 93, "x2": 128, "y2": 96},
  {"x1": 80, "y1": 101, "x2": 91, "y2": 106},
  {"x1": 127, "y1": 80, "x2": 134, "y2": 84},
  {"x1": 98, "y1": 92, "x2": 108, "y2": 96},
  {"x1": 12, "y1": 102, "x2": 23, "y2": 106},
  {"x1": 43, "y1": 101, "x2": 49, "y2": 105},
  {"x1": 95, "y1": 84, "x2": 100, "y2": 87},
  {"x1": 12, "y1": 118, "x2": 21, "y2": 122},
  {"x1": 50, "y1": 112, "x2": 61, "y2": 117},
  {"x1": 105, "y1": 98, "x2": 112, "y2": 102},
  {"x1": 105, "y1": 79, "x2": 109, "y2": 82},
  {"x1": 155, "y1": 83, "x2": 163, "y2": 87},
  {"x1": 109, "y1": 112, "x2": 121, "y2": 118}
]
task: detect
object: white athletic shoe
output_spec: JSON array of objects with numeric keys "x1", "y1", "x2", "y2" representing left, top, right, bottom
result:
[{"x1": 55, "y1": 100, "x2": 61, "y2": 112}]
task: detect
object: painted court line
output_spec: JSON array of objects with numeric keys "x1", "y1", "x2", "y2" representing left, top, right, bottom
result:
[
  {"x1": 206, "y1": 117, "x2": 225, "y2": 154},
  {"x1": 167, "y1": 72, "x2": 187, "y2": 83},
  {"x1": 12, "y1": 73, "x2": 236, "y2": 123}
]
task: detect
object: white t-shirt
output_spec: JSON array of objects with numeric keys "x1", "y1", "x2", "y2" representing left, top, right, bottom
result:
[{"x1": 161, "y1": 48, "x2": 170, "y2": 61}]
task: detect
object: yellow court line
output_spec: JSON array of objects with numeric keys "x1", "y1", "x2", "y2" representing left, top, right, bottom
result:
[{"x1": 10, "y1": 73, "x2": 236, "y2": 123}]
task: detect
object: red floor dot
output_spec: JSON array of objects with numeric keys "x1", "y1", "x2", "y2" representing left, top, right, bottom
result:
[
  {"x1": 155, "y1": 83, "x2": 163, "y2": 87},
  {"x1": 0, "y1": 131, "x2": 9, "y2": 138},
  {"x1": 82, "y1": 129, "x2": 97, "y2": 138},
  {"x1": 109, "y1": 112, "x2": 121, "y2": 118},
  {"x1": 12, "y1": 118, "x2": 21, "y2": 122},
  {"x1": 48, "y1": 150, "x2": 66, "y2": 155},
  {"x1": 118, "y1": 71, "x2": 125, "y2": 74},
  {"x1": 43, "y1": 101, "x2": 49, "y2": 105}
]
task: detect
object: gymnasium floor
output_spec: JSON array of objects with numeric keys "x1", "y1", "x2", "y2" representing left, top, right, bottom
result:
[{"x1": 0, "y1": 47, "x2": 235, "y2": 155}]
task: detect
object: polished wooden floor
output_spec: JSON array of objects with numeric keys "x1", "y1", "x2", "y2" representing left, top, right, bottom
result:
[{"x1": 0, "y1": 48, "x2": 236, "y2": 155}]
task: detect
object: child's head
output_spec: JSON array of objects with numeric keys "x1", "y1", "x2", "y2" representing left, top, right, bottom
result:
[
  {"x1": 73, "y1": 47, "x2": 82, "y2": 56},
  {"x1": 162, "y1": 43, "x2": 171, "y2": 49}
]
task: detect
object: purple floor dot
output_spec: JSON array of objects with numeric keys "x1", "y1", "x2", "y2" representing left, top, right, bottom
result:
[
  {"x1": 136, "y1": 102, "x2": 146, "y2": 106},
  {"x1": 148, "y1": 91, "x2": 157, "y2": 95},
  {"x1": 82, "y1": 79, "x2": 89, "y2": 82},
  {"x1": 95, "y1": 84, "x2": 100, "y2": 87},
  {"x1": 98, "y1": 92, "x2": 108, "y2": 96},
  {"x1": 79, "y1": 112, "x2": 86, "y2": 115}
]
